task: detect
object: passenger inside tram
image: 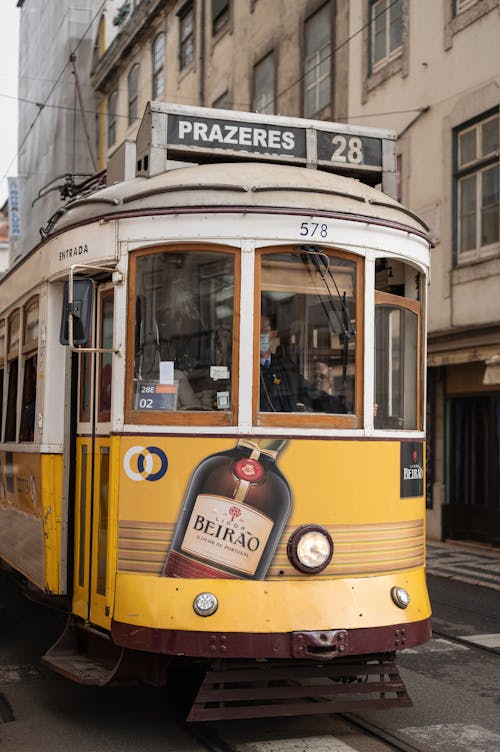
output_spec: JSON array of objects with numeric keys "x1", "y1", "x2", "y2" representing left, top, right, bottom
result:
[
  {"x1": 259, "y1": 316, "x2": 350, "y2": 414},
  {"x1": 259, "y1": 247, "x2": 356, "y2": 415}
]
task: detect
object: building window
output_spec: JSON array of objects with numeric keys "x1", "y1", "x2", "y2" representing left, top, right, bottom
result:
[
  {"x1": 179, "y1": 2, "x2": 194, "y2": 70},
  {"x1": 455, "y1": 111, "x2": 499, "y2": 262},
  {"x1": 252, "y1": 52, "x2": 275, "y2": 114},
  {"x1": 213, "y1": 91, "x2": 230, "y2": 109},
  {"x1": 152, "y1": 32, "x2": 165, "y2": 98},
  {"x1": 454, "y1": 0, "x2": 479, "y2": 13},
  {"x1": 107, "y1": 90, "x2": 118, "y2": 148},
  {"x1": 212, "y1": 0, "x2": 229, "y2": 35},
  {"x1": 304, "y1": 3, "x2": 331, "y2": 117},
  {"x1": 445, "y1": 0, "x2": 497, "y2": 50},
  {"x1": 369, "y1": 0, "x2": 402, "y2": 74},
  {"x1": 128, "y1": 64, "x2": 139, "y2": 125}
]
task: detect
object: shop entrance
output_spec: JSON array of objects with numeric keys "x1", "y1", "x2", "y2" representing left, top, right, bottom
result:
[{"x1": 444, "y1": 395, "x2": 500, "y2": 547}]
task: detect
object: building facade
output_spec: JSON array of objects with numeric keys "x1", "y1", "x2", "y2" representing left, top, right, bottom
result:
[
  {"x1": 16, "y1": 0, "x2": 101, "y2": 259},
  {"x1": 15, "y1": 0, "x2": 500, "y2": 545},
  {"x1": 346, "y1": 0, "x2": 500, "y2": 546}
]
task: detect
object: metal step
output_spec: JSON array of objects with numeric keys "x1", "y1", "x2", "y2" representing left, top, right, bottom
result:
[
  {"x1": 186, "y1": 653, "x2": 412, "y2": 721},
  {"x1": 41, "y1": 616, "x2": 130, "y2": 686}
]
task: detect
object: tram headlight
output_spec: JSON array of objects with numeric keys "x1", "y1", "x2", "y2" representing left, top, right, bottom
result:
[
  {"x1": 193, "y1": 592, "x2": 219, "y2": 616},
  {"x1": 391, "y1": 586, "x2": 411, "y2": 609},
  {"x1": 287, "y1": 525, "x2": 333, "y2": 574}
]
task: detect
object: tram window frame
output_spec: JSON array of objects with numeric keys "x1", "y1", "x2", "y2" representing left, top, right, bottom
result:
[
  {"x1": 254, "y1": 246, "x2": 363, "y2": 429},
  {"x1": 97, "y1": 288, "x2": 114, "y2": 424},
  {"x1": 374, "y1": 291, "x2": 422, "y2": 431},
  {"x1": 79, "y1": 349, "x2": 92, "y2": 424},
  {"x1": 125, "y1": 243, "x2": 240, "y2": 427},
  {"x1": 20, "y1": 297, "x2": 39, "y2": 443},
  {"x1": 0, "y1": 319, "x2": 5, "y2": 439},
  {"x1": 4, "y1": 309, "x2": 20, "y2": 442}
]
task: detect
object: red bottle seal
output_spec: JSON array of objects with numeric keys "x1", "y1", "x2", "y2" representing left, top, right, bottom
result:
[{"x1": 233, "y1": 457, "x2": 265, "y2": 482}]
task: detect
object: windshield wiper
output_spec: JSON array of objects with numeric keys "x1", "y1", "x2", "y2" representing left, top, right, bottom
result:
[{"x1": 299, "y1": 245, "x2": 356, "y2": 341}]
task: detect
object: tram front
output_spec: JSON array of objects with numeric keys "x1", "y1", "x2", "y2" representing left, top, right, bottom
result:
[{"x1": 48, "y1": 104, "x2": 431, "y2": 721}]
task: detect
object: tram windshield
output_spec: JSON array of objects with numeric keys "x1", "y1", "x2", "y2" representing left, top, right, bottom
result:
[
  {"x1": 131, "y1": 249, "x2": 235, "y2": 414},
  {"x1": 258, "y1": 248, "x2": 357, "y2": 415}
]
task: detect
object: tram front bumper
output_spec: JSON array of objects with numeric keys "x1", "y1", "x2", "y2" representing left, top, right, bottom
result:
[{"x1": 110, "y1": 568, "x2": 431, "y2": 658}]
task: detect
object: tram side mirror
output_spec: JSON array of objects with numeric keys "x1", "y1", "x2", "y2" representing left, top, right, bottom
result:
[{"x1": 59, "y1": 278, "x2": 94, "y2": 345}]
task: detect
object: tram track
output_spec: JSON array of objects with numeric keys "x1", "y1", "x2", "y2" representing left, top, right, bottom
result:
[
  {"x1": 431, "y1": 628, "x2": 500, "y2": 657},
  {"x1": 181, "y1": 628, "x2": 500, "y2": 752},
  {"x1": 186, "y1": 715, "x2": 426, "y2": 752}
]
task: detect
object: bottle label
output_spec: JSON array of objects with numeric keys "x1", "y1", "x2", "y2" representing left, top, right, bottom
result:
[{"x1": 180, "y1": 494, "x2": 273, "y2": 576}]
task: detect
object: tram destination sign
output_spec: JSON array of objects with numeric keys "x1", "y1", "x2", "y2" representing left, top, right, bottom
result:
[
  {"x1": 167, "y1": 114, "x2": 306, "y2": 160},
  {"x1": 136, "y1": 103, "x2": 395, "y2": 189},
  {"x1": 165, "y1": 113, "x2": 382, "y2": 169}
]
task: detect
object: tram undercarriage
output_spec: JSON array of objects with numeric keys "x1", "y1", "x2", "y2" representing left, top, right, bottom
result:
[{"x1": 41, "y1": 613, "x2": 430, "y2": 720}]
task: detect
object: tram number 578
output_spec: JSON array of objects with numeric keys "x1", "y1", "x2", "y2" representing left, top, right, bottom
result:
[{"x1": 331, "y1": 135, "x2": 363, "y2": 164}]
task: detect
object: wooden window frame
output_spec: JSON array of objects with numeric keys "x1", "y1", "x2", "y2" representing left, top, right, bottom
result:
[
  {"x1": 20, "y1": 297, "x2": 39, "y2": 443},
  {"x1": 0, "y1": 319, "x2": 5, "y2": 439},
  {"x1": 375, "y1": 290, "x2": 423, "y2": 431},
  {"x1": 97, "y1": 288, "x2": 114, "y2": 424},
  {"x1": 254, "y1": 245, "x2": 364, "y2": 429},
  {"x1": 5, "y1": 309, "x2": 20, "y2": 442},
  {"x1": 125, "y1": 243, "x2": 240, "y2": 427}
]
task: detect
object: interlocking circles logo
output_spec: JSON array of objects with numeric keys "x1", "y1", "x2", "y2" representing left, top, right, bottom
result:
[{"x1": 124, "y1": 446, "x2": 168, "y2": 482}]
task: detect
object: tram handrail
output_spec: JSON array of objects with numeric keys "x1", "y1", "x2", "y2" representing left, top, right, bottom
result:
[{"x1": 66, "y1": 263, "x2": 122, "y2": 355}]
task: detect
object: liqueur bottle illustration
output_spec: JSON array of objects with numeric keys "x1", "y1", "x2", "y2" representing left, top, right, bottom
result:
[{"x1": 163, "y1": 438, "x2": 291, "y2": 579}]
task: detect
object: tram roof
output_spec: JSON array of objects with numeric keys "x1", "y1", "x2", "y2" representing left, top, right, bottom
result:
[{"x1": 50, "y1": 161, "x2": 429, "y2": 239}]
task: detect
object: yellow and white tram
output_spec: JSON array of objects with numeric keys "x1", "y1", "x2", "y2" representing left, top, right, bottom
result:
[{"x1": 0, "y1": 103, "x2": 431, "y2": 720}]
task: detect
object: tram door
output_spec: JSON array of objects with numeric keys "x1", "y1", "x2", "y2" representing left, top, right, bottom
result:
[{"x1": 72, "y1": 284, "x2": 114, "y2": 629}]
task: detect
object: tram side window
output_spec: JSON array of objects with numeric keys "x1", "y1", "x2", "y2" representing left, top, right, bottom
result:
[
  {"x1": 131, "y1": 249, "x2": 235, "y2": 416},
  {"x1": 374, "y1": 298, "x2": 420, "y2": 430},
  {"x1": 98, "y1": 290, "x2": 114, "y2": 422},
  {"x1": 20, "y1": 299, "x2": 39, "y2": 442},
  {"x1": 5, "y1": 311, "x2": 20, "y2": 442},
  {"x1": 374, "y1": 258, "x2": 423, "y2": 431},
  {"x1": 0, "y1": 320, "x2": 5, "y2": 437},
  {"x1": 259, "y1": 248, "x2": 357, "y2": 416}
]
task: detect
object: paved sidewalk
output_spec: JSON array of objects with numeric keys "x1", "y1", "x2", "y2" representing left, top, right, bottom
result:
[{"x1": 426, "y1": 540, "x2": 500, "y2": 592}]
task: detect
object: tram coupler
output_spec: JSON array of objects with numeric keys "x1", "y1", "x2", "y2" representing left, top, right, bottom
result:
[{"x1": 291, "y1": 629, "x2": 348, "y2": 659}]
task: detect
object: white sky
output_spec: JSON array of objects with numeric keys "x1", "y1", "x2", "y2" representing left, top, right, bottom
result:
[{"x1": 0, "y1": 3, "x2": 20, "y2": 206}]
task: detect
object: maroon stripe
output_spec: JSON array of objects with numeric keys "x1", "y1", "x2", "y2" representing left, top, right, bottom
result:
[{"x1": 164, "y1": 550, "x2": 237, "y2": 579}]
